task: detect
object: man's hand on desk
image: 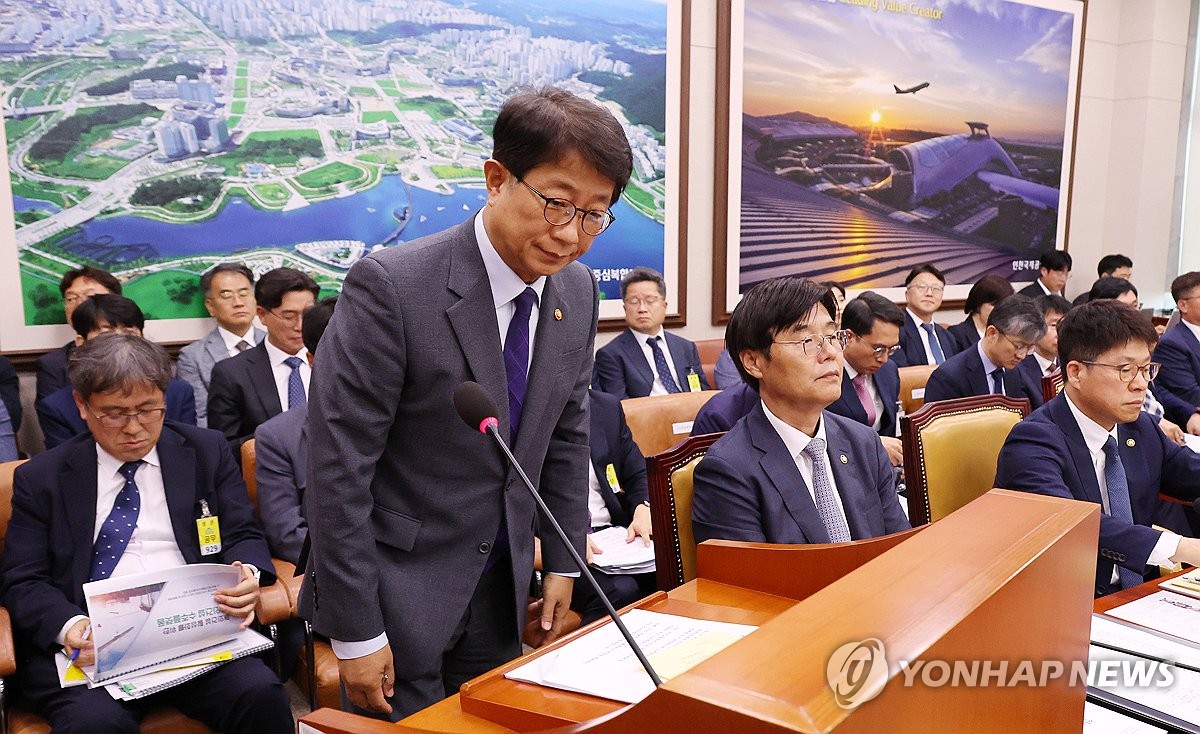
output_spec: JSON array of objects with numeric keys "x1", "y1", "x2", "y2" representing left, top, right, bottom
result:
[
  {"x1": 626, "y1": 504, "x2": 653, "y2": 547},
  {"x1": 585, "y1": 536, "x2": 601, "y2": 564},
  {"x1": 881, "y1": 436, "x2": 904, "y2": 467},
  {"x1": 338, "y1": 645, "x2": 395, "y2": 715},
  {"x1": 1187, "y1": 413, "x2": 1200, "y2": 436},
  {"x1": 528, "y1": 573, "x2": 574, "y2": 648},
  {"x1": 1169, "y1": 537, "x2": 1200, "y2": 567},
  {"x1": 1159, "y1": 418, "x2": 1187, "y2": 446}
]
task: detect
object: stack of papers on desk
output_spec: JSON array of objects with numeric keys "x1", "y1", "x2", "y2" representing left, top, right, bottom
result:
[
  {"x1": 506, "y1": 608, "x2": 757, "y2": 703},
  {"x1": 589, "y1": 526, "x2": 655, "y2": 575},
  {"x1": 1091, "y1": 608, "x2": 1200, "y2": 728}
]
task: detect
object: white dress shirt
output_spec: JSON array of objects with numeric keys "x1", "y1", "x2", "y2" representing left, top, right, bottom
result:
[
  {"x1": 906, "y1": 309, "x2": 941, "y2": 365},
  {"x1": 1033, "y1": 351, "x2": 1057, "y2": 376},
  {"x1": 1063, "y1": 393, "x2": 1180, "y2": 583},
  {"x1": 587, "y1": 462, "x2": 613, "y2": 529},
  {"x1": 976, "y1": 342, "x2": 1004, "y2": 395},
  {"x1": 57, "y1": 447, "x2": 187, "y2": 645},
  {"x1": 632, "y1": 327, "x2": 683, "y2": 395},
  {"x1": 760, "y1": 402, "x2": 851, "y2": 533},
  {"x1": 263, "y1": 339, "x2": 310, "y2": 410},
  {"x1": 217, "y1": 325, "x2": 257, "y2": 359}
]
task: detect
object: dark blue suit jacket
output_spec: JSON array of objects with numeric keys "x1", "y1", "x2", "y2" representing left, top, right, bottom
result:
[
  {"x1": 691, "y1": 382, "x2": 758, "y2": 436},
  {"x1": 1015, "y1": 354, "x2": 1053, "y2": 403},
  {"x1": 692, "y1": 404, "x2": 909, "y2": 544},
  {"x1": 36, "y1": 378, "x2": 197, "y2": 450},
  {"x1": 588, "y1": 389, "x2": 648, "y2": 528},
  {"x1": 995, "y1": 395, "x2": 1200, "y2": 595},
  {"x1": 827, "y1": 361, "x2": 900, "y2": 437},
  {"x1": 1153, "y1": 322, "x2": 1200, "y2": 426},
  {"x1": 593, "y1": 329, "x2": 710, "y2": 399},
  {"x1": 893, "y1": 312, "x2": 961, "y2": 368},
  {"x1": 0, "y1": 422, "x2": 275, "y2": 699},
  {"x1": 946, "y1": 316, "x2": 981, "y2": 353},
  {"x1": 924, "y1": 344, "x2": 1042, "y2": 408}
]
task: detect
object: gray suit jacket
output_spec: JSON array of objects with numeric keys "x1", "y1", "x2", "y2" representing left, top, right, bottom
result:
[
  {"x1": 301, "y1": 218, "x2": 595, "y2": 681},
  {"x1": 254, "y1": 403, "x2": 307, "y2": 565},
  {"x1": 177, "y1": 326, "x2": 266, "y2": 427}
]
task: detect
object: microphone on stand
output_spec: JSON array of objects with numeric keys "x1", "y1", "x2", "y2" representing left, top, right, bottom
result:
[{"x1": 453, "y1": 381, "x2": 663, "y2": 687}]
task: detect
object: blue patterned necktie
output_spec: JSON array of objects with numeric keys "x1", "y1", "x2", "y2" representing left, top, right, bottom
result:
[
  {"x1": 647, "y1": 336, "x2": 682, "y2": 393},
  {"x1": 503, "y1": 288, "x2": 538, "y2": 438},
  {"x1": 801, "y1": 438, "x2": 851, "y2": 543},
  {"x1": 991, "y1": 368, "x2": 1005, "y2": 395},
  {"x1": 284, "y1": 356, "x2": 306, "y2": 409},
  {"x1": 920, "y1": 323, "x2": 945, "y2": 365},
  {"x1": 90, "y1": 461, "x2": 144, "y2": 581},
  {"x1": 1102, "y1": 436, "x2": 1144, "y2": 589}
]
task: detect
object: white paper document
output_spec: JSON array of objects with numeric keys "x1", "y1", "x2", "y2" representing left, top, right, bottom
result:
[
  {"x1": 1091, "y1": 614, "x2": 1200, "y2": 671},
  {"x1": 1089, "y1": 644, "x2": 1200, "y2": 726},
  {"x1": 1105, "y1": 591, "x2": 1200, "y2": 648},
  {"x1": 1183, "y1": 434, "x2": 1200, "y2": 454},
  {"x1": 1083, "y1": 701, "x2": 1167, "y2": 734},
  {"x1": 505, "y1": 609, "x2": 757, "y2": 703},
  {"x1": 589, "y1": 526, "x2": 655, "y2": 574},
  {"x1": 82, "y1": 563, "x2": 255, "y2": 684}
]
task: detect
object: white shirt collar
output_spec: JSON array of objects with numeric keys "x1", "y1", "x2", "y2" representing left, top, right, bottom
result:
[
  {"x1": 474, "y1": 210, "x2": 547, "y2": 308},
  {"x1": 263, "y1": 337, "x2": 307, "y2": 365},
  {"x1": 216, "y1": 325, "x2": 254, "y2": 353},
  {"x1": 843, "y1": 362, "x2": 860, "y2": 381},
  {"x1": 630, "y1": 326, "x2": 667, "y2": 343},
  {"x1": 97, "y1": 443, "x2": 161, "y2": 476},
  {"x1": 1182, "y1": 319, "x2": 1200, "y2": 344},
  {"x1": 761, "y1": 400, "x2": 827, "y2": 458},
  {"x1": 976, "y1": 340, "x2": 1001, "y2": 376},
  {"x1": 1033, "y1": 351, "x2": 1056, "y2": 374},
  {"x1": 906, "y1": 307, "x2": 932, "y2": 326},
  {"x1": 1036, "y1": 279, "x2": 1053, "y2": 295},
  {"x1": 1064, "y1": 392, "x2": 1118, "y2": 456}
]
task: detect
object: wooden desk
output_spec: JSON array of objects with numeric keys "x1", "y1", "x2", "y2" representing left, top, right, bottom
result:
[{"x1": 299, "y1": 490, "x2": 1100, "y2": 734}]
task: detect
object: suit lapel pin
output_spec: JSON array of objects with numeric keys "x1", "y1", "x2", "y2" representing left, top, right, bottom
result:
[
  {"x1": 839, "y1": 454, "x2": 848, "y2": 464},
  {"x1": 1126, "y1": 438, "x2": 1135, "y2": 447},
  {"x1": 554, "y1": 308, "x2": 563, "y2": 321}
]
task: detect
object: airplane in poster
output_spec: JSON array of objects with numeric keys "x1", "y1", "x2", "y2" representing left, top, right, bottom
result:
[{"x1": 893, "y1": 82, "x2": 930, "y2": 94}]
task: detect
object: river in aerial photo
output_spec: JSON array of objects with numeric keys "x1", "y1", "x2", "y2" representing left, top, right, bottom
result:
[{"x1": 49, "y1": 174, "x2": 664, "y2": 299}]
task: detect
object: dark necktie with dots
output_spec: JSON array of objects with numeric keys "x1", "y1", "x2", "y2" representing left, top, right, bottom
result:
[{"x1": 90, "y1": 461, "x2": 144, "y2": 581}]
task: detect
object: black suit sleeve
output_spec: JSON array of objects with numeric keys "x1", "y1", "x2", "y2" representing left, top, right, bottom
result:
[
  {"x1": 207, "y1": 360, "x2": 247, "y2": 451},
  {"x1": 613, "y1": 400, "x2": 648, "y2": 507},
  {"x1": 0, "y1": 356, "x2": 21, "y2": 431},
  {"x1": 36, "y1": 399, "x2": 76, "y2": 451}
]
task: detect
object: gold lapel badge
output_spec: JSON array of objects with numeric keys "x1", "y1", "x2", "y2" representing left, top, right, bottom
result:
[
  {"x1": 554, "y1": 308, "x2": 563, "y2": 321},
  {"x1": 1126, "y1": 438, "x2": 1135, "y2": 447},
  {"x1": 839, "y1": 454, "x2": 848, "y2": 464}
]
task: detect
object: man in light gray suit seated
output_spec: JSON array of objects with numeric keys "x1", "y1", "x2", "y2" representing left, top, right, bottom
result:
[
  {"x1": 254, "y1": 296, "x2": 335, "y2": 565},
  {"x1": 177, "y1": 263, "x2": 266, "y2": 427}
]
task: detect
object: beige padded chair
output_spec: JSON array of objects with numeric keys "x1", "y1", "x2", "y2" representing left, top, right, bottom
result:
[
  {"x1": 646, "y1": 433, "x2": 724, "y2": 591},
  {"x1": 900, "y1": 395, "x2": 1030, "y2": 526},
  {"x1": 621, "y1": 391, "x2": 719, "y2": 457}
]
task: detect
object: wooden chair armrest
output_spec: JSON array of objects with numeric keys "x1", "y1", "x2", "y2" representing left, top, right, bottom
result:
[
  {"x1": 301, "y1": 707, "x2": 419, "y2": 733},
  {"x1": 0, "y1": 607, "x2": 15, "y2": 677}
]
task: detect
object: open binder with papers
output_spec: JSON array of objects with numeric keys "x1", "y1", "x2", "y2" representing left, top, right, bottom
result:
[{"x1": 71, "y1": 563, "x2": 272, "y2": 697}]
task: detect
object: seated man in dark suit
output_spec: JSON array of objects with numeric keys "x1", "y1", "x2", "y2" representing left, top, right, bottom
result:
[
  {"x1": 37, "y1": 295, "x2": 196, "y2": 450},
  {"x1": 177, "y1": 263, "x2": 267, "y2": 428},
  {"x1": 567, "y1": 389, "x2": 656, "y2": 625},
  {"x1": 35, "y1": 266, "x2": 122, "y2": 402},
  {"x1": 692, "y1": 278, "x2": 909, "y2": 544},
  {"x1": 947, "y1": 275, "x2": 1014, "y2": 352},
  {"x1": 1015, "y1": 294, "x2": 1071, "y2": 389},
  {"x1": 828, "y1": 292, "x2": 904, "y2": 465},
  {"x1": 255, "y1": 296, "x2": 336, "y2": 565},
  {"x1": 893, "y1": 264, "x2": 961, "y2": 367},
  {"x1": 1018, "y1": 249, "x2": 1071, "y2": 298},
  {"x1": 0, "y1": 355, "x2": 20, "y2": 460},
  {"x1": 1, "y1": 333, "x2": 291, "y2": 733},
  {"x1": 593, "y1": 267, "x2": 710, "y2": 398},
  {"x1": 1153, "y1": 271, "x2": 1200, "y2": 434},
  {"x1": 208, "y1": 267, "x2": 318, "y2": 455},
  {"x1": 924, "y1": 294, "x2": 1046, "y2": 408},
  {"x1": 995, "y1": 300, "x2": 1200, "y2": 596}
]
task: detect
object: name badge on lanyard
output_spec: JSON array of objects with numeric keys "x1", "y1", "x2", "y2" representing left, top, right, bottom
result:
[{"x1": 196, "y1": 499, "x2": 222, "y2": 556}]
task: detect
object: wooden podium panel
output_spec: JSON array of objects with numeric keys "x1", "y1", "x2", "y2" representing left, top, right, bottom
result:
[{"x1": 300, "y1": 490, "x2": 1100, "y2": 734}]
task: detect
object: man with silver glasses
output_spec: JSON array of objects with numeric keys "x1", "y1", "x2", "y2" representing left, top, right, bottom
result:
[
  {"x1": 691, "y1": 278, "x2": 910, "y2": 545},
  {"x1": 996, "y1": 300, "x2": 1200, "y2": 596}
]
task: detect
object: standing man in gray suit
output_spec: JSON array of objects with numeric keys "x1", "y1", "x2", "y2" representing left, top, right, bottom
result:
[
  {"x1": 177, "y1": 263, "x2": 266, "y2": 427},
  {"x1": 303, "y1": 87, "x2": 633, "y2": 720}
]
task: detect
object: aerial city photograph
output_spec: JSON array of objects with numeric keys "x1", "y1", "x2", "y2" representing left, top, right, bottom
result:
[{"x1": 0, "y1": 0, "x2": 671, "y2": 324}]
